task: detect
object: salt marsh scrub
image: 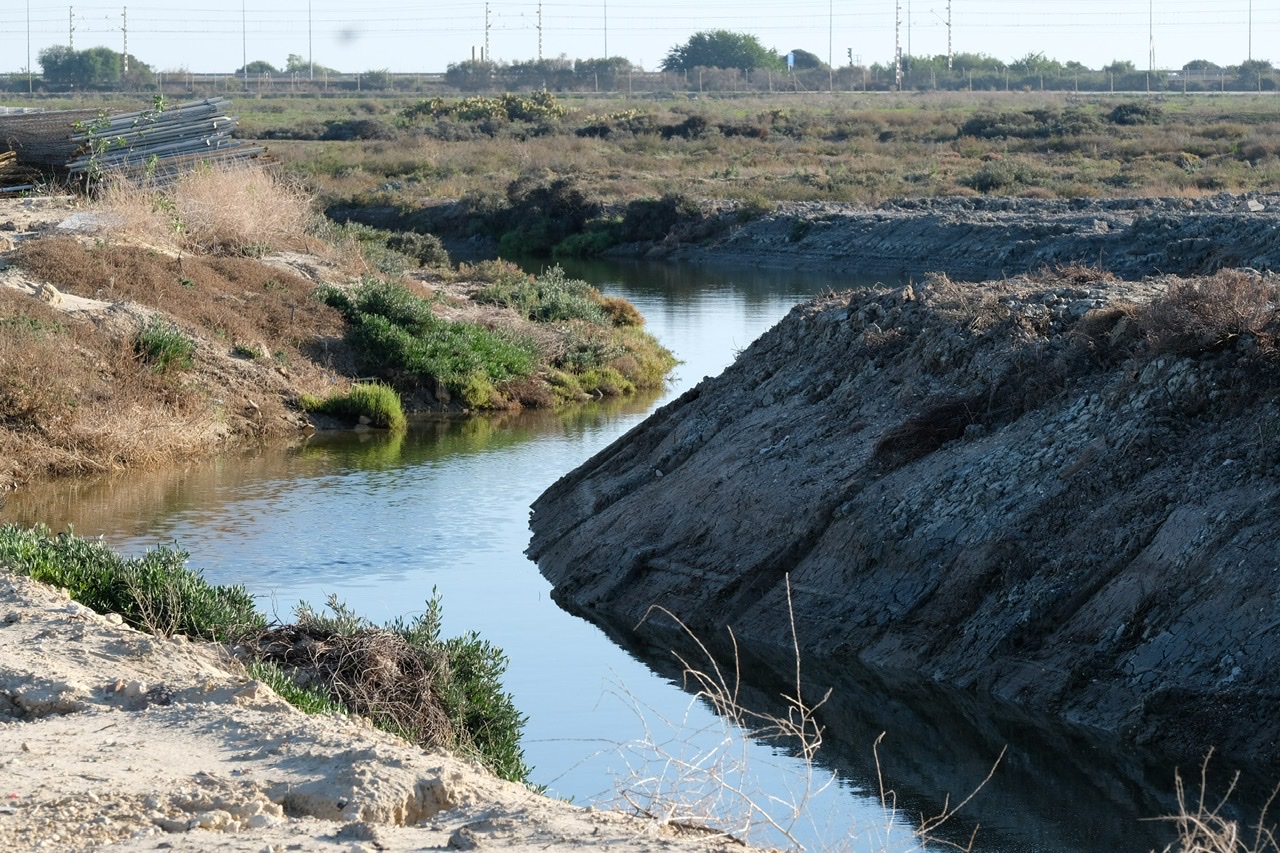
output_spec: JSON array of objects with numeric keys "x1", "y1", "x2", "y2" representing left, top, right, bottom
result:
[{"x1": 528, "y1": 266, "x2": 1280, "y2": 772}]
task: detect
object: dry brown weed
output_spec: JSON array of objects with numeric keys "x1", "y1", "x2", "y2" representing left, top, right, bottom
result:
[{"x1": 100, "y1": 162, "x2": 313, "y2": 255}]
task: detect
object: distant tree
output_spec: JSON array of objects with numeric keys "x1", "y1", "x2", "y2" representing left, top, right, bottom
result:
[
  {"x1": 39, "y1": 45, "x2": 128, "y2": 88},
  {"x1": 445, "y1": 59, "x2": 498, "y2": 91},
  {"x1": 360, "y1": 68, "x2": 392, "y2": 89},
  {"x1": 507, "y1": 57, "x2": 574, "y2": 90},
  {"x1": 786, "y1": 48, "x2": 826, "y2": 70},
  {"x1": 1008, "y1": 51, "x2": 1064, "y2": 77},
  {"x1": 236, "y1": 60, "x2": 279, "y2": 75},
  {"x1": 1237, "y1": 58, "x2": 1273, "y2": 89},
  {"x1": 952, "y1": 52, "x2": 1005, "y2": 73},
  {"x1": 660, "y1": 30, "x2": 784, "y2": 72},
  {"x1": 1183, "y1": 59, "x2": 1220, "y2": 71},
  {"x1": 574, "y1": 56, "x2": 634, "y2": 89},
  {"x1": 1104, "y1": 59, "x2": 1136, "y2": 75},
  {"x1": 285, "y1": 53, "x2": 339, "y2": 75}
]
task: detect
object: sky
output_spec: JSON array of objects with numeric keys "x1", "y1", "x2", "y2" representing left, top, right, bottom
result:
[{"x1": 0, "y1": 1, "x2": 1274, "y2": 76}]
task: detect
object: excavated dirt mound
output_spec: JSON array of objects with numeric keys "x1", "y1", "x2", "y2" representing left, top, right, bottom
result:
[
  {"x1": 529, "y1": 267, "x2": 1280, "y2": 771},
  {"x1": 663, "y1": 193, "x2": 1280, "y2": 283}
]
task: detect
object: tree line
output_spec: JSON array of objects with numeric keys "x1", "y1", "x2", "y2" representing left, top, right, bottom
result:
[{"x1": 10, "y1": 34, "x2": 1279, "y2": 94}]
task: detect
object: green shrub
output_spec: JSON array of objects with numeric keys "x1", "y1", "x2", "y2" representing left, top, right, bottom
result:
[
  {"x1": 320, "y1": 279, "x2": 538, "y2": 402},
  {"x1": 553, "y1": 220, "x2": 623, "y2": 259},
  {"x1": 961, "y1": 158, "x2": 1045, "y2": 193},
  {"x1": 1108, "y1": 102, "x2": 1163, "y2": 126},
  {"x1": 385, "y1": 231, "x2": 451, "y2": 268},
  {"x1": 273, "y1": 593, "x2": 531, "y2": 783},
  {"x1": 620, "y1": 194, "x2": 701, "y2": 242},
  {"x1": 134, "y1": 317, "x2": 195, "y2": 373},
  {"x1": 0, "y1": 524, "x2": 264, "y2": 642},
  {"x1": 304, "y1": 382, "x2": 407, "y2": 431},
  {"x1": 247, "y1": 659, "x2": 348, "y2": 715},
  {"x1": 475, "y1": 265, "x2": 608, "y2": 325}
]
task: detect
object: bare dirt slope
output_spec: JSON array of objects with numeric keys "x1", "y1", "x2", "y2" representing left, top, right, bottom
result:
[
  {"x1": 0, "y1": 568, "x2": 752, "y2": 852},
  {"x1": 528, "y1": 267, "x2": 1280, "y2": 771}
]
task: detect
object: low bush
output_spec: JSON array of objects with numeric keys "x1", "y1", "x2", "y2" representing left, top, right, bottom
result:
[
  {"x1": 0, "y1": 524, "x2": 264, "y2": 642},
  {"x1": 1108, "y1": 102, "x2": 1164, "y2": 125},
  {"x1": 475, "y1": 265, "x2": 608, "y2": 325},
  {"x1": 134, "y1": 317, "x2": 195, "y2": 373},
  {"x1": 257, "y1": 593, "x2": 530, "y2": 783},
  {"x1": 302, "y1": 382, "x2": 408, "y2": 431},
  {"x1": 385, "y1": 231, "x2": 451, "y2": 268},
  {"x1": 620, "y1": 194, "x2": 703, "y2": 243},
  {"x1": 319, "y1": 279, "x2": 538, "y2": 404}
]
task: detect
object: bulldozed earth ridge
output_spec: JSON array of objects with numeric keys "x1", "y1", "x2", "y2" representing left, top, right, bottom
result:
[
  {"x1": 528, "y1": 266, "x2": 1280, "y2": 771},
  {"x1": 660, "y1": 192, "x2": 1280, "y2": 283}
]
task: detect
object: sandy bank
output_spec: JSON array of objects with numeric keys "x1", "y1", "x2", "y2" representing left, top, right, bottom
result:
[{"x1": 0, "y1": 569, "x2": 752, "y2": 852}]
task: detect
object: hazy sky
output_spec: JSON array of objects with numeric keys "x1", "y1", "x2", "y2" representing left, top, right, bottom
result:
[{"x1": 0, "y1": 1, "x2": 1273, "y2": 75}]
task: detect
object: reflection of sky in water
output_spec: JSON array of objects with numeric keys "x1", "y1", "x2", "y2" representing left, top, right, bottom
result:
[{"x1": 4, "y1": 261, "x2": 1182, "y2": 852}]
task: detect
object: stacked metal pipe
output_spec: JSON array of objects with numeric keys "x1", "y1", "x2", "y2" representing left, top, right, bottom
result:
[{"x1": 0, "y1": 98, "x2": 261, "y2": 186}]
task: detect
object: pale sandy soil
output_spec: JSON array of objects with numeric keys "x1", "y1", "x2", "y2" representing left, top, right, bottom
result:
[{"x1": 0, "y1": 569, "x2": 756, "y2": 853}]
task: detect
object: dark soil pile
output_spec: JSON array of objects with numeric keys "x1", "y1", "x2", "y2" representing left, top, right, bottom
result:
[{"x1": 529, "y1": 266, "x2": 1280, "y2": 769}]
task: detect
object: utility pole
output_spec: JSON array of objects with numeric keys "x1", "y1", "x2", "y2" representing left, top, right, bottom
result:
[
  {"x1": 1148, "y1": 0, "x2": 1155, "y2": 73},
  {"x1": 242, "y1": 0, "x2": 247, "y2": 85},
  {"x1": 907, "y1": 0, "x2": 911, "y2": 59},
  {"x1": 947, "y1": 0, "x2": 952, "y2": 71},
  {"x1": 538, "y1": 1, "x2": 543, "y2": 60},
  {"x1": 484, "y1": 2, "x2": 490, "y2": 61},
  {"x1": 603, "y1": 0, "x2": 608, "y2": 58},
  {"x1": 122, "y1": 6, "x2": 128, "y2": 73},
  {"x1": 309, "y1": 0, "x2": 313, "y2": 79},
  {"x1": 70, "y1": 6, "x2": 74, "y2": 50},
  {"x1": 828, "y1": 0, "x2": 833, "y2": 92},
  {"x1": 1249, "y1": 0, "x2": 1253, "y2": 61},
  {"x1": 894, "y1": 0, "x2": 902, "y2": 89},
  {"x1": 26, "y1": 0, "x2": 31, "y2": 94}
]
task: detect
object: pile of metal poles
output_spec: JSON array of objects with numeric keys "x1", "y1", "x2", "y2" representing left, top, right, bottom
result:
[{"x1": 0, "y1": 97, "x2": 262, "y2": 189}]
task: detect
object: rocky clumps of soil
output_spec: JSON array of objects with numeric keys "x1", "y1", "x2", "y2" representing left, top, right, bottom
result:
[
  {"x1": 664, "y1": 193, "x2": 1280, "y2": 283},
  {"x1": 528, "y1": 267, "x2": 1280, "y2": 770}
]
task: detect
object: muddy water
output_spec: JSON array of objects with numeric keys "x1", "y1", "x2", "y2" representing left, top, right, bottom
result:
[{"x1": 4, "y1": 260, "x2": 1184, "y2": 851}]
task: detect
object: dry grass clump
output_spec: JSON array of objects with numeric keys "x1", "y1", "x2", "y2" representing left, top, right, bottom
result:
[
  {"x1": 1142, "y1": 271, "x2": 1280, "y2": 358},
  {"x1": 254, "y1": 619, "x2": 454, "y2": 749},
  {"x1": 0, "y1": 287, "x2": 209, "y2": 487},
  {"x1": 1159, "y1": 753, "x2": 1280, "y2": 853},
  {"x1": 100, "y1": 162, "x2": 313, "y2": 255}
]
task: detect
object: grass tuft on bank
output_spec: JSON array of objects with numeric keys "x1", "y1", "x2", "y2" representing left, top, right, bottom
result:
[
  {"x1": 300, "y1": 381, "x2": 408, "y2": 431},
  {"x1": 0, "y1": 525, "x2": 530, "y2": 784}
]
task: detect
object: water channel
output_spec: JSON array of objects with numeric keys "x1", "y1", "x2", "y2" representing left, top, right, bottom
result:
[{"x1": 4, "y1": 258, "x2": 1198, "y2": 851}]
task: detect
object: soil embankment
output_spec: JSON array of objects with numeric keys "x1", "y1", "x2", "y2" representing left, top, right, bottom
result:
[
  {"x1": 528, "y1": 263, "x2": 1280, "y2": 770},
  {"x1": 661, "y1": 193, "x2": 1280, "y2": 283}
]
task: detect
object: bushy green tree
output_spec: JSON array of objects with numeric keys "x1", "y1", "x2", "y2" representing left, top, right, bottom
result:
[
  {"x1": 285, "y1": 53, "x2": 339, "y2": 75},
  {"x1": 660, "y1": 30, "x2": 783, "y2": 72},
  {"x1": 786, "y1": 48, "x2": 826, "y2": 70},
  {"x1": 236, "y1": 60, "x2": 279, "y2": 75},
  {"x1": 445, "y1": 59, "x2": 498, "y2": 91},
  {"x1": 39, "y1": 45, "x2": 141, "y2": 88},
  {"x1": 1237, "y1": 58, "x2": 1274, "y2": 89},
  {"x1": 574, "y1": 56, "x2": 634, "y2": 89}
]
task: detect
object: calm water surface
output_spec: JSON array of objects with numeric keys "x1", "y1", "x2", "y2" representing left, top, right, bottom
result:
[{"x1": 6, "y1": 260, "x2": 1190, "y2": 851}]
